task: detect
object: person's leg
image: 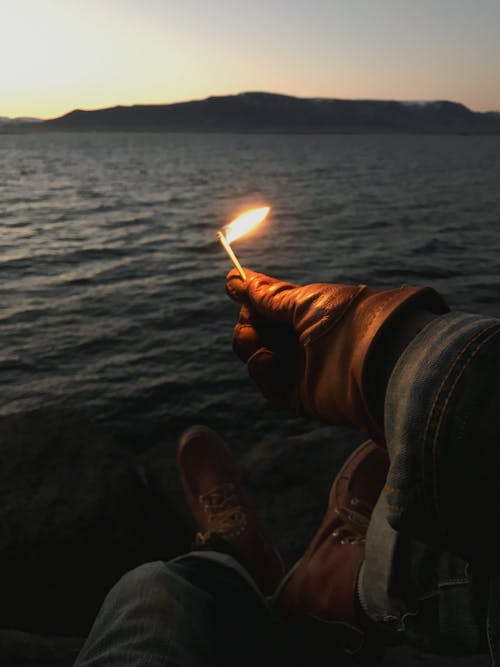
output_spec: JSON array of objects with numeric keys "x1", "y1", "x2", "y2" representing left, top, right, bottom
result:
[
  {"x1": 274, "y1": 440, "x2": 390, "y2": 664},
  {"x1": 176, "y1": 425, "x2": 284, "y2": 597},
  {"x1": 273, "y1": 435, "x2": 488, "y2": 659},
  {"x1": 75, "y1": 552, "x2": 273, "y2": 667},
  {"x1": 75, "y1": 559, "x2": 218, "y2": 667},
  {"x1": 276, "y1": 440, "x2": 389, "y2": 627},
  {"x1": 77, "y1": 425, "x2": 284, "y2": 667},
  {"x1": 359, "y1": 489, "x2": 488, "y2": 655},
  {"x1": 359, "y1": 315, "x2": 500, "y2": 656}
]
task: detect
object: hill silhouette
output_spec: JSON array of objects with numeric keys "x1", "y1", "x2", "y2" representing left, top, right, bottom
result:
[{"x1": 36, "y1": 92, "x2": 500, "y2": 134}]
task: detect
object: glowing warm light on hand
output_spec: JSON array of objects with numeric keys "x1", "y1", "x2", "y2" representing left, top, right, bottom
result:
[{"x1": 217, "y1": 206, "x2": 270, "y2": 280}]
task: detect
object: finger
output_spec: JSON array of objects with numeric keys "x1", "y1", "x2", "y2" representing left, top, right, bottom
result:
[
  {"x1": 233, "y1": 324, "x2": 263, "y2": 363},
  {"x1": 232, "y1": 304, "x2": 265, "y2": 362},
  {"x1": 247, "y1": 348, "x2": 296, "y2": 409},
  {"x1": 226, "y1": 268, "x2": 299, "y2": 323},
  {"x1": 225, "y1": 268, "x2": 249, "y2": 304},
  {"x1": 237, "y1": 303, "x2": 255, "y2": 325},
  {"x1": 247, "y1": 273, "x2": 300, "y2": 323}
]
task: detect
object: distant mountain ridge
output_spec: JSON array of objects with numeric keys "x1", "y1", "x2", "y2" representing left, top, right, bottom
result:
[
  {"x1": 0, "y1": 116, "x2": 41, "y2": 124},
  {"x1": 9, "y1": 93, "x2": 500, "y2": 133}
]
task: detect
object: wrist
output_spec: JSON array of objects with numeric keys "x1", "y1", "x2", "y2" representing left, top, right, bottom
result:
[{"x1": 314, "y1": 284, "x2": 449, "y2": 442}]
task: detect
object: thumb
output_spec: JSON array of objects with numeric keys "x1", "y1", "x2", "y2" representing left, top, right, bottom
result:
[{"x1": 226, "y1": 268, "x2": 299, "y2": 323}]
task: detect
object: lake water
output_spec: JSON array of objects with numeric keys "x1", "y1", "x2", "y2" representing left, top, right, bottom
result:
[{"x1": 1, "y1": 132, "x2": 500, "y2": 449}]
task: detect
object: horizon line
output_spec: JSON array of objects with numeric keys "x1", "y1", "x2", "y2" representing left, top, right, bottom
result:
[{"x1": 3, "y1": 91, "x2": 500, "y2": 121}]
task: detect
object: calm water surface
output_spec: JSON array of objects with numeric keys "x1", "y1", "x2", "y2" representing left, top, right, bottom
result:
[{"x1": 1, "y1": 132, "x2": 499, "y2": 447}]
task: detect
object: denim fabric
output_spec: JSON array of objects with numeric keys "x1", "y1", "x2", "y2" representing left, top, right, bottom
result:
[
  {"x1": 384, "y1": 313, "x2": 500, "y2": 552},
  {"x1": 360, "y1": 312, "x2": 500, "y2": 662},
  {"x1": 74, "y1": 552, "x2": 272, "y2": 667},
  {"x1": 360, "y1": 492, "x2": 485, "y2": 654}
]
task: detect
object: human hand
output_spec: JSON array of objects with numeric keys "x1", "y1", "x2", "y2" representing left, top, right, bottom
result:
[{"x1": 226, "y1": 268, "x2": 447, "y2": 441}]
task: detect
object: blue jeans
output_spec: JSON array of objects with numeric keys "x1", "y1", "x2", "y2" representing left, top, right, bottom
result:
[
  {"x1": 360, "y1": 313, "x2": 499, "y2": 660},
  {"x1": 75, "y1": 552, "x2": 274, "y2": 667}
]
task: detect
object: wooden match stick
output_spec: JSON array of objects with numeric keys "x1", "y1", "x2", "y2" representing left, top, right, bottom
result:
[{"x1": 217, "y1": 231, "x2": 246, "y2": 280}]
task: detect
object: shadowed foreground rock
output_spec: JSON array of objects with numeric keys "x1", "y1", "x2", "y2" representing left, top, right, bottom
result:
[
  {"x1": 0, "y1": 409, "x2": 190, "y2": 663},
  {"x1": 0, "y1": 630, "x2": 82, "y2": 667}
]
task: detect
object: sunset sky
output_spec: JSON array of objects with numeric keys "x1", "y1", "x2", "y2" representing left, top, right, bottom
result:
[{"x1": 2, "y1": 0, "x2": 499, "y2": 119}]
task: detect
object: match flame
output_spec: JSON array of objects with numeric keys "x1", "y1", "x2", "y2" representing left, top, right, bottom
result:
[{"x1": 223, "y1": 206, "x2": 270, "y2": 244}]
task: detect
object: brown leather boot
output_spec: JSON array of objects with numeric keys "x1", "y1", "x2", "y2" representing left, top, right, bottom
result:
[
  {"x1": 277, "y1": 440, "x2": 389, "y2": 627},
  {"x1": 177, "y1": 425, "x2": 285, "y2": 596}
]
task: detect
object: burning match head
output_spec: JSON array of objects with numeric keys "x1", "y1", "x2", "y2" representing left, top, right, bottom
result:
[
  {"x1": 217, "y1": 206, "x2": 270, "y2": 281},
  {"x1": 220, "y1": 206, "x2": 270, "y2": 244}
]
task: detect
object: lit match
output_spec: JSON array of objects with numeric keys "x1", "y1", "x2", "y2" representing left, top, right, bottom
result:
[{"x1": 217, "y1": 206, "x2": 270, "y2": 281}]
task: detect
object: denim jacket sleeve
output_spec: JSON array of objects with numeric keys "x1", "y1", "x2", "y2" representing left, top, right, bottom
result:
[
  {"x1": 361, "y1": 312, "x2": 500, "y2": 661},
  {"x1": 384, "y1": 312, "x2": 500, "y2": 548}
]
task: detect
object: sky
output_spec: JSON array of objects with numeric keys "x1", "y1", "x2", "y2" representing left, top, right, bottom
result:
[{"x1": 2, "y1": 0, "x2": 499, "y2": 119}]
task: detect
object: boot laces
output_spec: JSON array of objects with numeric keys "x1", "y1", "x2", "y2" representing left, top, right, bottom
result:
[
  {"x1": 332, "y1": 499, "x2": 371, "y2": 544},
  {"x1": 195, "y1": 482, "x2": 248, "y2": 545}
]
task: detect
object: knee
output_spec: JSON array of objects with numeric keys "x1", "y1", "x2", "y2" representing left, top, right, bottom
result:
[
  {"x1": 107, "y1": 561, "x2": 172, "y2": 606},
  {"x1": 117, "y1": 561, "x2": 169, "y2": 588},
  {"x1": 99, "y1": 560, "x2": 213, "y2": 632}
]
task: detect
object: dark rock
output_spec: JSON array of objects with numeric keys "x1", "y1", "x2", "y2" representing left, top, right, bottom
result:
[
  {"x1": 0, "y1": 409, "x2": 190, "y2": 638},
  {"x1": 242, "y1": 424, "x2": 359, "y2": 566},
  {"x1": 0, "y1": 630, "x2": 82, "y2": 667},
  {"x1": 383, "y1": 645, "x2": 489, "y2": 666}
]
